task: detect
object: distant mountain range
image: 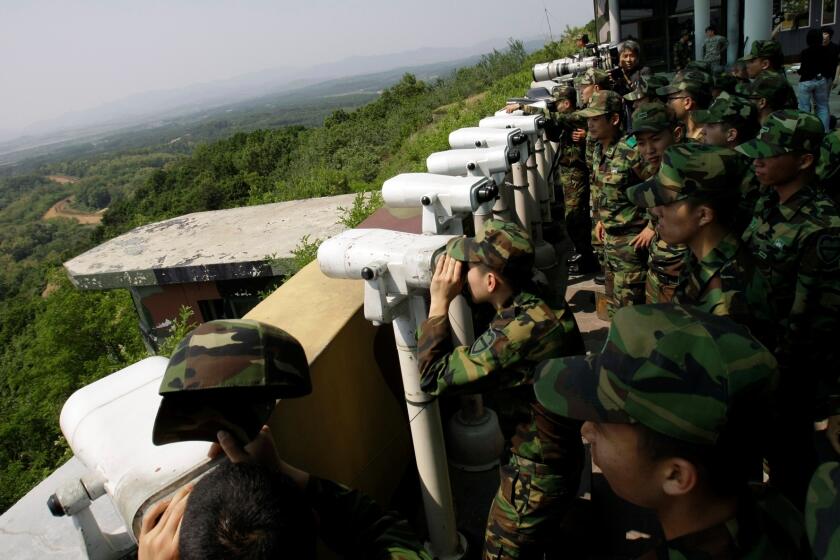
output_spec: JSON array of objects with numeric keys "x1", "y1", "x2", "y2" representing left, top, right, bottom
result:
[{"x1": 0, "y1": 36, "x2": 545, "y2": 162}]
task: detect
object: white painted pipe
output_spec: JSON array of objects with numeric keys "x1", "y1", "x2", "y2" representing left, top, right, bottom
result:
[
  {"x1": 608, "y1": 0, "x2": 621, "y2": 43},
  {"x1": 392, "y1": 298, "x2": 463, "y2": 559},
  {"x1": 511, "y1": 161, "x2": 535, "y2": 237}
]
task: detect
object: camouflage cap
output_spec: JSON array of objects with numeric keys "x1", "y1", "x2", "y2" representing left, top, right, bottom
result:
[
  {"x1": 806, "y1": 461, "x2": 840, "y2": 559},
  {"x1": 817, "y1": 130, "x2": 840, "y2": 184},
  {"x1": 686, "y1": 60, "x2": 713, "y2": 74},
  {"x1": 739, "y1": 39, "x2": 782, "y2": 61},
  {"x1": 747, "y1": 72, "x2": 798, "y2": 110},
  {"x1": 575, "y1": 67, "x2": 611, "y2": 88},
  {"x1": 628, "y1": 101, "x2": 674, "y2": 134},
  {"x1": 736, "y1": 109, "x2": 825, "y2": 159},
  {"x1": 657, "y1": 69, "x2": 712, "y2": 97},
  {"x1": 624, "y1": 74, "x2": 669, "y2": 101},
  {"x1": 692, "y1": 92, "x2": 757, "y2": 124},
  {"x1": 574, "y1": 90, "x2": 623, "y2": 118},
  {"x1": 533, "y1": 304, "x2": 777, "y2": 445},
  {"x1": 551, "y1": 82, "x2": 576, "y2": 102},
  {"x1": 712, "y1": 72, "x2": 738, "y2": 94},
  {"x1": 446, "y1": 218, "x2": 534, "y2": 275},
  {"x1": 152, "y1": 319, "x2": 312, "y2": 445},
  {"x1": 627, "y1": 144, "x2": 743, "y2": 207}
]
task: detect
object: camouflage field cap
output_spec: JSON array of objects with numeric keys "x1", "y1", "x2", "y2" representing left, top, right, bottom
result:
[
  {"x1": 152, "y1": 319, "x2": 312, "y2": 445},
  {"x1": 657, "y1": 69, "x2": 712, "y2": 97},
  {"x1": 574, "y1": 67, "x2": 612, "y2": 88},
  {"x1": 736, "y1": 110, "x2": 825, "y2": 159},
  {"x1": 627, "y1": 144, "x2": 742, "y2": 207},
  {"x1": 686, "y1": 60, "x2": 713, "y2": 74},
  {"x1": 533, "y1": 304, "x2": 777, "y2": 445},
  {"x1": 628, "y1": 101, "x2": 674, "y2": 134},
  {"x1": 551, "y1": 82, "x2": 576, "y2": 102},
  {"x1": 806, "y1": 461, "x2": 840, "y2": 559},
  {"x1": 817, "y1": 130, "x2": 840, "y2": 184},
  {"x1": 746, "y1": 73, "x2": 797, "y2": 109},
  {"x1": 739, "y1": 39, "x2": 782, "y2": 61},
  {"x1": 624, "y1": 74, "x2": 669, "y2": 101},
  {"x1": 446, "y1": 218, "x2": 534, "y2": 275},
  {"x1": 575, "y1": 90, "x2": 623, "y2": 118},
  {"x1": 712, "y1": 72, "x2": 738, "y2": 94},
  {"x1": 692, "y1": 92, "x2": 757, "y2": 124}
]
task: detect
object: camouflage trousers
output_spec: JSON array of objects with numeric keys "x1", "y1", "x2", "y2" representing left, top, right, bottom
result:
[
  {"x1": 645, "y1": 236, "x2": 687, "y2": 304},
  {"x1": 484, "y1": 455, "x2": 581, "y2": 560},
  {"x1": 560, "y1": 167, "x2": 593, "y2": 258},
  {"x1": 604, "y1": 230, "x2": 648, "y2": 318}
]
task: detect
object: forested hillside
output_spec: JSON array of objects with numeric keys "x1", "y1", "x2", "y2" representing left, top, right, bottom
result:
[{"x1": 0, "y1": 24, "x2": 592, "y2": 513}]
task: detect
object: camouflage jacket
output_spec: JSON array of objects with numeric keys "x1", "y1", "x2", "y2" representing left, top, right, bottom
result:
[
  {"x1": 702, "y1": 35, "x2": 728, "y2": 64},
  {"x1": 307, "y1": 477, "x2": 432, "y2": 559},
  {"x1": 742, "y1": 186, "x2": 840, "y2": 412},
  {"x1": 417, "y1": 291, "x2": 585, "y2": 463},
  {"x1": 736, "y1": 155, "x2": 766, "y2": 235},
  {"x1": 591, "y1": 134, "x2": 646, "y2": 232},
  {"x1": 551, "y1": 112, "x2": 588, "y2": 171},
  {"x1": 638, "y1": 485, "x2": 809, "y2": 559},
  {"x1": 673, "y1": 40, "x2": 692, "y2": 71},
  {"x1": 673, "y1": 232, "x2": 774, "y2": 349}
]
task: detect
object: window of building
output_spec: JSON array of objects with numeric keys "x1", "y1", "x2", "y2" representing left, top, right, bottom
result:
[
  {"x1": 779, "y1": 0, "x2": 811, "y2": 29},
  {"x1": 825, "y1": 0, "x2": 837, "y2": 26}
]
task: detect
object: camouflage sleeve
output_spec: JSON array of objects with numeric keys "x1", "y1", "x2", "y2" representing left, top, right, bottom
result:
[
  {"x1": 418, "y1": 312, "x2": 537, "y2": 396},
  {"x1": 781, "y1": 229, "x2": 840, "y2": 413},
  {"x1": 307, "y1": 477, "x2": 433, "y2": 560}
]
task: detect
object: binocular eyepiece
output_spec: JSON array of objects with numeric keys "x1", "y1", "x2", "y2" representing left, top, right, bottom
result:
[{"x1": 475, "y1": 183, "x2": 499, "y2": 204}]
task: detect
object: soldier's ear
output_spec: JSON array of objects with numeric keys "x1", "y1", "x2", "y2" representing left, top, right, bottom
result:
[
  {"x1": 798, "y1": 152, "x2": 816, "y2": 172},
  {"x1": 725, "y1": 126, "x2": 738, "y2": 144},
  {"x1": 610, "y1": 112, "x2": 621, "y2": 127},
  {"x1": 660, "y1": 457, "x2": 699, "y2": 496},
  {"x1": 672, "y1": 124, "x2": 684, "y2": 143}
]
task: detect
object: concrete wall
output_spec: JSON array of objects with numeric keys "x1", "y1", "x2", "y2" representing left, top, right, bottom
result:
[
  {"x1": 776, "y1": 0, "x2": 838, "y2": 58},
  {"x1": 244, "y1": 261, "x2": 413, "y2": 507}
]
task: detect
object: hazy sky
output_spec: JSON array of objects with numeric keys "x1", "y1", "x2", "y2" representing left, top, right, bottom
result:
[{"x1": 0, "y1": 1, "x2": 590, "y2": 133}]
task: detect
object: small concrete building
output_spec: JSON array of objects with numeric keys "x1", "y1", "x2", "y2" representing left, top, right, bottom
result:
[{"x1": 64, "y1": 193, "x2": 359, "y2": 350}]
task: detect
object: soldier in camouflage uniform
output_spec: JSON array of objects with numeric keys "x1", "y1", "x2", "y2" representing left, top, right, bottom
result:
[
  {"x1": 657, "y1": 69, "x2": 713, "y2": 142},
  {"x1": 744, "y1": 72, "x2": 799, "y2": 124},
  {"x1": 417, "y1": 220, "x2": 585, "y2": 560},
  {"x1": 628, "y1": 102, "x2": 688, "y2": 304},
  {"x1": 806, "y1": 461, "x2": 840, "y2": 559},
  {"x1": 577, "y1": 90, "x2": 652, "y2": 316},
  {"x1": 143, "y1": 320, "x2": 432, "y2": 560},
  {"x1": 740, "y1": 39, "x2": 786, "y2": 80},
  {"x1": 547, "y1": 83, "x2": 599, "y2": 273},
  {"x1": 627, "y1": 143, "x2": 774, "y2": 346},
  {"x1": 534, "y1": 304, "x2": 811, "y2": 558},
  {"x1": 693, "y1": 92, "x2": 764, "y2": 233},
  {"x1": 737, "y1": 110, "x2": 840, "y2": 509},
  {"x1": 711, "y1": 71, "x2": 738, "y2": 98},
  {"x1": 623, "y1": 73, "x2": 669, "y2": 110},
  {"x1": 672, "y1": 29, "x2": 692, "y2": 72}
]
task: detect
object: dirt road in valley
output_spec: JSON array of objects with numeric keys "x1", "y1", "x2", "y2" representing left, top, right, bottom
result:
[{"x1": 42, "y1": 196, "x2": 105, "y2": 224}]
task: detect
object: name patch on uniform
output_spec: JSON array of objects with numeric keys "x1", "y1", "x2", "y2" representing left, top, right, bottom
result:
[
  {"x1": 816, "y1": 234, "x2": 840, "y2": 265},
  {"x1": 470, "y1": 330, "x2": 498, "y2": 355}
]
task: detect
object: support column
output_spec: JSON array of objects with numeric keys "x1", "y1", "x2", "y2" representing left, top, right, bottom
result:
[
  {"x1": 743, "y1": 0, "x2": 773, "y2": 54},
  {"x1": 608, "y1": 0, "x2": 620, "y2": 43},
  {"x1": 694, "y1": 0, "x2": 711, "y2": 62},
  {"x1": 727, "y1": 0, "x2": 740, "y2": 63}
]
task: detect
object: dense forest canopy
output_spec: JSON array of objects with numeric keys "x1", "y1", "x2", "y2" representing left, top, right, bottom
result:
[{"x1": 0, "y1": 24, "x2": 592, "y2": 513}]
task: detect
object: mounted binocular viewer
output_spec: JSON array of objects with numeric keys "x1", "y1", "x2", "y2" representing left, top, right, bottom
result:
[
  {"x1": 426, "y1": 146, "x2": 519, "y2": 181},
  {"x1": 479, "y1": 114, "x2": 546, "y2": 137},
  {"x1": 382, "y1": 173, "x2": 498, "y2": 235},
  {"x1": 531, "y1": 42, "x2": 620, "y2": 82},
  {"x1": 318, "y1": 228, "x2": 454, "y2": 324}
]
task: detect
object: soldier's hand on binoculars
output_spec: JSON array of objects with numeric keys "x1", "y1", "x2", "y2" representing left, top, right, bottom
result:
[
  {"x1": 138, "y1": 483, "x2": 192, "y2": 560},
  {"x1": 429, "y1": 255, "x2": 464, "y2": 318},
  {"x1": 504, "y1": 103, "x2": 522, "y2": 114},
  {"x1": 571, "y1": 128, "x2": 587, "y2": 142},
  {"x1": 595, "y1": 221, "x2": 605, "y2": 243}
]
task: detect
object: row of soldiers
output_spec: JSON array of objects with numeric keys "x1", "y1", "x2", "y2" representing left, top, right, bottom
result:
[{"x1": 415, "y1": 38, "x2": 840, "y2": 558}]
